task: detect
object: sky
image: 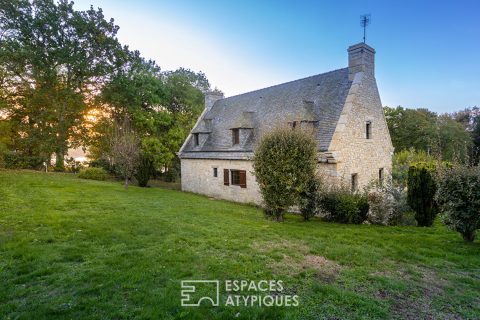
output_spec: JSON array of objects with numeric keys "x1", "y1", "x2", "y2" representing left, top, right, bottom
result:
[{"x1": 73, "y1": 0, "x2": 480, "y2": 113}]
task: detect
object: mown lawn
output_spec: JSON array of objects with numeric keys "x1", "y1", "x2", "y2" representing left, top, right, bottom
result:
[{"x1": 0, "y1": 170, "x2": 479, "y2": 319}]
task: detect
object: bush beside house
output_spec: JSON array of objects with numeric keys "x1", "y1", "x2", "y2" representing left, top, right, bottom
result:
[
  {"x1": 436, "y1": 165, "x2": 480, "y2": 242},
  {"x1": 253, "y1": 127, "x2": 317, "y2": 222},
  {"x1": 407, "y1": 162, "x2": 438, "y2": 227}
]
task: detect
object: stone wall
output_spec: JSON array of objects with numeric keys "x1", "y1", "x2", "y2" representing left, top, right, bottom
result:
[
  {"x1": 181, "y1": 158, "x2": 262, "y2": 205},
  {"x1": 327, "y1": 70, "x2": 394, "y2": 188}
]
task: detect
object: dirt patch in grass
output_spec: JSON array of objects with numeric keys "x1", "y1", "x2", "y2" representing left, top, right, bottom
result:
[
  {"x1": 304, "y1": 255, "x2": 341, "y2": 283},
  {"x1": 270, "y1": 253, "x2": 341, "y2": 283},
  {"x1": 251, "y1": 239, "x2": 309, "y2": 254},
  {"x1": 371, "y1": 266, "x2": 460, "y2": 319},
  {"x1": 252, "y1": 240, "x2": 342, "y2": 282}
]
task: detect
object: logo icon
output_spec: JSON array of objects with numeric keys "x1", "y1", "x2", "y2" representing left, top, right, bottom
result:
[{"x1": 181, "y1": 280, "x2": 220, "y2": 306}]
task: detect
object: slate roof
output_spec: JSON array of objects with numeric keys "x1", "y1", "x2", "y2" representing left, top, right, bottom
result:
[{"x1": 179, "y1": 67, "x2": 352, "y2": 160}]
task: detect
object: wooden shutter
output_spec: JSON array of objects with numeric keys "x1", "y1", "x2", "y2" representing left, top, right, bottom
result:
[
  {"x1": 239, "y1": 170, "x2": 247, "y2": 188},
  {"x1": 223, "y1": 169, "x2": 229, "y2": 185}
]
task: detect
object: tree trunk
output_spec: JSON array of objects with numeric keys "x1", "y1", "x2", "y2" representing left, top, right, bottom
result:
[
  {"x1": 55, "y1": 150, "x2": 65, "y2": 171},
  {"x1": 275, "y1": 209, "x2": 284, "y2": 222},
  {"x1": 463, "y1": 230, "x2": 476, "y2": 242},
  {"x1": 124, "y1": 176, "x2": 129, "y2": 189}
]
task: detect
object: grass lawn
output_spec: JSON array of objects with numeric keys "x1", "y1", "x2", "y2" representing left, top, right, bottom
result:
[{"x1": 0, "y1": 170, "x2": 479, "y2": 319}]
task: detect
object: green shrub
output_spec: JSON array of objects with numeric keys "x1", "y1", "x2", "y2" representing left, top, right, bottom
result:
[
  {"x1": 298, "y1": 178, "x2": 321, "y2": 221},
  {"x1": 135, "y1": 155, "x2": 154, "y2": 187},
  {"x1": 78, "y1": 167, "x2": 108, "y2": 181},
  {"x1": 4, "y1": 152, "x2": 45, "y2": 170},
  {"x1": 253, "y1": 127, "x2": 317, "y2": 222},
  {"x1": 366, "y1": 181, "x2": 412, "y2": 226},
  {"x1": 164, "y1": 164, "x2": 180, "y2": 182},
  {"x1": 407, "y1": 162, "x2": 437, "y2": 227},
  {"x1": 89, "y1": 158, "x2": 115, "y2": 174},
  {"x1": 393, "y1": 148, "x2": 435, "y2": 187},
  {"x1": 436, "y1": 165, "x2": 480, "y2": 242},
  {"x1": 65, "y1": 157, "x2": 84, "y2": 173},
  {"x1": 320, "y1": 188, "x2": 369, "y2": 224},
  {"x1": 401, "y1": 211, "x2": 418, "y2": 226}
]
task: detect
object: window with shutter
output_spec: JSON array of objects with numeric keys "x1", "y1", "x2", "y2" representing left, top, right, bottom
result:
[
  {"x1": 231, "y1": 170, "x2": 240, "y2": 185},
  {"x1": 239, "y1": 170, "x2": 247, "y2": 188},
  {"x1": 223, "y1": 169, "x2": 229, "y2": 185}
]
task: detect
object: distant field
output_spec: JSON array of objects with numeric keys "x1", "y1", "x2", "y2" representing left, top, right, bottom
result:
[{"x1": 0, "y1": 170, "x2": 479, "y2": 319}]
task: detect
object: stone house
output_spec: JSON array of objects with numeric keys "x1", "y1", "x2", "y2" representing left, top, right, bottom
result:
[{"x1": 178, "y1": 43, "x2": 394, "y2": 204}]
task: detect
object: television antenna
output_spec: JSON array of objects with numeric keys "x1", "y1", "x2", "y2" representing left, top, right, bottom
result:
[{"x1": 360, "y1": 14, "x2": 371, "y2": 43}]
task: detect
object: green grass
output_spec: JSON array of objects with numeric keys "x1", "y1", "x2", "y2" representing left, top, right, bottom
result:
[{"x1": 0, "y1": 170, "x2": 479, "y2": 319}]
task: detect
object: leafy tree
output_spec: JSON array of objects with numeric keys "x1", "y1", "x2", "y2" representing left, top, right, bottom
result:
[
  {"x1": 253, "y1": 127, "x2": 317, "y2": 222},
  {"x1": 437, "y1": 114, "x2": 471, "y2": 162},
  {"x1": 95, "y1": 62, "x2": 210, "y2": 185},
  {"x1": 451, "y1": 106, "x2": 480, "y2": 164},
  {"x1": 407, "y1": 162, "x2": 438, "y2": 227},
  {"x1": 436, "y1": 165, "x2": 480, "y2": 242},
  {"x1": 99, "y1": 55, "x2": 175, "y2": 185},
  {"x1": 384, "y1": 106, "x2": 437, "y2": 154},
  {"x1": 385, "y1": 106, "x2": 472, "y2": 162},
  {"x1": 162, "y1": 68, "x2": 212, "y2": 174},
  {"x1": 0, "y1": 0, "x2": 123, "y2": 169}
]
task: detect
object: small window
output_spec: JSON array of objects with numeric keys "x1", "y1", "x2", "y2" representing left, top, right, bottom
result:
[
  {"x1": 231, "y1": 170, "x2": 240, "y2": 185},
  {"x1": 213, "y1": 167, "x2": 218, "y2": 177},
  {"x1": 230, "y1": 169, "x2": 247, "y2": 188},
  {"x1": 232, "y1": 128, "x2": 240, "y2": 145},
  {"x1": 351, "y1": 173, "x2": 358, "y2": 192},
  {"x1": 366, "y1": 121, "x2": 372, "y2": 139},
  {"x1": 193, "y1": 133, "x2": 199, "y2": 146},
  {"x1": 379, "y1": 168, "x2": 384, "y2": 185}
]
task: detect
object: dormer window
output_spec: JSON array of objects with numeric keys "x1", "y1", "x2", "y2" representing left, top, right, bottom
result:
[
  {"x1": 232, "y1": 128, "x2": 240, "y2": 145},
  {"x1": 193, "y1": 133, "x2": 199, "y2": 146},
  {"x1": 366, "y1": 121, "x2": 372, "y2": 139}
]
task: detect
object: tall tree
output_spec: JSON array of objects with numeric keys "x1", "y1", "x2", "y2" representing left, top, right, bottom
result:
[
  {"x1": 0, "y1": 0, "x2": 123, "y2": 169},
  {"x1": 384, "y1": 106, "x2": 437, "y2": 154},
  {"x1": 451, "y1": 106, "x2": 480, "y2": 164},
  {"x1": 385, "y1": 106, "x2": 472, "y2": 161}
]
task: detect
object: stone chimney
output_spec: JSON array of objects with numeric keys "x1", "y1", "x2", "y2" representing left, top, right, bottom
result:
[
  {"x1": 348, "y1": 43, "x2": 375, "y2": 81},
  {"x1": 204, "y1": 90, "x2": 224, "y2": 111}
]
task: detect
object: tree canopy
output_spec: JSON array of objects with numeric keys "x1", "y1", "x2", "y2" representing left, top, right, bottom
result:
[
  {"x1": 0, "y1": 0, "x2": 212, "y2": 184},
  {"x1": 0, "y1": 0, "x2": 124, "y2": 169},
  {"x1": 384, "y1": 106, "x2": 473, "y2": 162}
]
